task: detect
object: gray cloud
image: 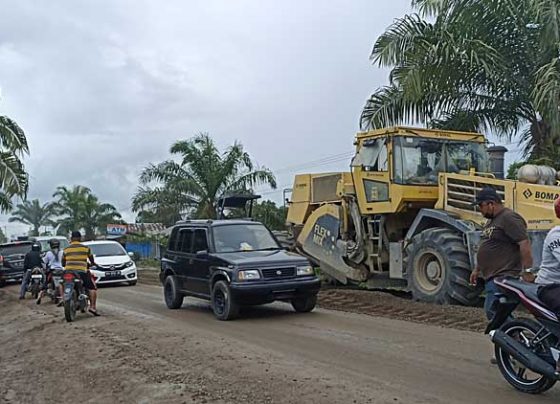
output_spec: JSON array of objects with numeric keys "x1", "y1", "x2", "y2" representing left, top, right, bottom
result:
[{"x1": 0, "y1": 0, "x2": 413, "y2": 235}]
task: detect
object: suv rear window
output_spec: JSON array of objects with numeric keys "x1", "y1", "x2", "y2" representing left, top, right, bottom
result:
[{"x1": 0, "y1": 243, "x2": 33, "y2": 256}]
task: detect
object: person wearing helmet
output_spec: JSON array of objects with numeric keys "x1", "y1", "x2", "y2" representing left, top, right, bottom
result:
[
  {"x1": 19, "y1": 243, "x2": 43, "y2": 299},
  {"x1": 36, "y1": 238, "x2": 64, "y2": 305}
]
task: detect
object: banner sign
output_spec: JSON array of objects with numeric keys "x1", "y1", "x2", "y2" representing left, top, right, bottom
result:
[{"x1": 106, "y1": 224, "x2": 127, "y2": 236}]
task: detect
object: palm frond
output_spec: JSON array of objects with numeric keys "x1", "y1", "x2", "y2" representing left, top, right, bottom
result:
[
  {"x1": 0, "y1": 152, "x2": 28, "y2": 198},
  {"x1": 0, "y1": 116, "x2": 29, "y2": 154}
]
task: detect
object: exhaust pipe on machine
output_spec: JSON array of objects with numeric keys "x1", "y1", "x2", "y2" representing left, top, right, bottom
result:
[{"x1": 490, "y1": 330, "x2": 560, "y2": 380}]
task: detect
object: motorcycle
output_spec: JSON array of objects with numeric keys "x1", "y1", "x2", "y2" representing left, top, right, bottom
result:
[
  {"x1": 45, "y1": 268, "x2": 64, "y2": 303},
  {"x1": 62, "y1": 270, "x2": 90, "y2": 322},
  {"x1": 27, "y1": 267, "x2": 45, "y2": 299},
  {"x1": 486, "y1": 276, "x2": 560, "y2": 394}
]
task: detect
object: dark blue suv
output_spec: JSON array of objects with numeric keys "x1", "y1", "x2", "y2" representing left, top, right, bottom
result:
[{"x1": 160, "y1": 219, "x2": 320, "y2": 320}]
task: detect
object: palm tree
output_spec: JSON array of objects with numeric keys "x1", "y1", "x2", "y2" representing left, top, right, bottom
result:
[
  {"x1": 0, "y1": 116, "x2": 29, "y2": 211},
  {"x1": 9, "y1": 199, "x2": 56, "y2": 236},
  {"x1": 253, "y1": 201, "x2": 287, "y2": 231},
  {"x1": 132, "y1": 133, "x2": 277, "y2": 220},
  {"x1": 53, "y1": 185, "x2": 121, "y2": 239},
  {"x1": 360, "y1": 0, "x2": 560, "y2": 163},
  {"x1": 52, "y1": 185, "x2": 91, "y2": 235},
  {"x1": 80, "y1": 193, "x2": 121, "y2": 240}
]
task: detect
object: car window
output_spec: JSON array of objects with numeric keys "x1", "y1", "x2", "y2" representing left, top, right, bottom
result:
[
  {"x1": 88, "y1": 243, "x2": 127, "y2": 257},
  {"x1": 169, "y1": 228, "x2": 179, "y2": 251},
  {"x1": 177, "y1": 229, "x2": 193, "y2": 254},
  {"x1": 213, "y1": 224, "x2": 279, "y2": 253},
  {"x1": 192, "y1": 229, "x2": 208, "y2": 253},
  {"x1": 0, "y1": 244, "x2": 33, "y2": 256}
]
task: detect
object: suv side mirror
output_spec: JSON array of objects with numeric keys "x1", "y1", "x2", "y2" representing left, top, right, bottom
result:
[
  {"x1": 195, "y1": 249, "x2": 208, "y2": 257},
  {"x1": 128, "y1": 252, "x2": 134, "y2": 258}
]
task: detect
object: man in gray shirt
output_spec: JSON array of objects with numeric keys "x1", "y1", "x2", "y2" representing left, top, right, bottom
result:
[{"x1": 536, "y1": 199, "x2": 560, "y2": 315}]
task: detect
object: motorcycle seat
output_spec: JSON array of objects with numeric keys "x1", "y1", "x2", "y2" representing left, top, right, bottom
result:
[{"x1": 498, "y1": 277, "x2": 547, "y2": 307}]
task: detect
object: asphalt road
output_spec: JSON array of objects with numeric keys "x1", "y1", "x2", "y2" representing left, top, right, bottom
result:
[{"x1": 91, "y1": 283, "x2": 559, "y2": 403}]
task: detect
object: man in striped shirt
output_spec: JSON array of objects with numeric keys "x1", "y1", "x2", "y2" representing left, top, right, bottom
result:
[{"x1": 62, "y1": 230, "x2": 99, "y2": 315}]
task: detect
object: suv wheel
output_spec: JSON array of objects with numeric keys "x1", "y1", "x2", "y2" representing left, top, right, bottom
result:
[
  {"x1": 291, "y1": 295, "x2": 317, "y2": 313},
  {"x1": 211, "y1": 280, "x2": 239, "y2": 321},
  {"x1": 164, "y1": 275, "x2": 184, "y2": 309}
]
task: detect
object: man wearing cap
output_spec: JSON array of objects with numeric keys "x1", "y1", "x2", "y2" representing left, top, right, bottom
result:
[
  {"x1": 62, "y1": 230, "x2": 100, "y2": 316},
  {"x1": 470, "y1": 187, "x2": 534, "y2": 320}
]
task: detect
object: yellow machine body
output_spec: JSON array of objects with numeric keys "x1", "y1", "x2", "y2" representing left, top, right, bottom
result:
[{"x1": 286, "y1": 126, "x2": 560, "y2": 304}]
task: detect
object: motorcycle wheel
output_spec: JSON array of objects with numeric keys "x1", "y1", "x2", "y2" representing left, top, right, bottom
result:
[
  {"x1": 31, "y1": 284, "x2": 39, "y2": 299},
  {"x1": 64, "y1": 295, "x2": 77, "y2": 322},
  {"x1": 495, "y1": 319, "x2": 557, "y2": 394}
]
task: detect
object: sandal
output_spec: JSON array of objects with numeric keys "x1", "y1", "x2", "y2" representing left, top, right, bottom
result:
[{"x1": 88, "y1": 309, "x2": 100, "y2": 317}]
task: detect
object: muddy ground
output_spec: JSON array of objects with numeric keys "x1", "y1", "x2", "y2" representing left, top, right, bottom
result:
[
  {"x1": 140, "y1": 269, "x2": 489, "y2": 332},
  {"x1": 1, "y1": 270, "x2": 557, "y2": 404}
]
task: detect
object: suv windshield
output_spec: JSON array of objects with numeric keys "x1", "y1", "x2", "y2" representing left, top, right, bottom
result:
[
  {"x1": 0, "y1": 244, "x2": 33, "y2": 256},
  {"x1": 213, "y1": 224, "x2": 279, "y2": 253},
  {"x1": 88, "y1": 243, "x2": 127, "y2": 257},
  {"x1": 393, "y1": 136, "x2": 489, "y2": 185}
]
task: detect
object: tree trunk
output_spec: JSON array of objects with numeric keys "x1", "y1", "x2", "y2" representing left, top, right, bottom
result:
[{"x1": 84, "y1": 227, "x2": 96, "y2": 241}]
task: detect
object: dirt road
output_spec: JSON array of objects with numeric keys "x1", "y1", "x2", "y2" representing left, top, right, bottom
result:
[{"x1": 1, "y1": 279, "x2": 559, "y2": 403}]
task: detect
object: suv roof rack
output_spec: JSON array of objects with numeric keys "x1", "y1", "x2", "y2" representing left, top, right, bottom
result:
[
  {"x1": 217, "y1": 194, "x2": 261, "y2": 220},
  {"x1": 174, "y1": 219, "x2": 214, "y2": 225}
]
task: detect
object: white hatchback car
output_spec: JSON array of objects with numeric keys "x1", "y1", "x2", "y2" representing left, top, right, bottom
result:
[{"x1": 84, "y1": 240, "x2": 138, "y2": 286}]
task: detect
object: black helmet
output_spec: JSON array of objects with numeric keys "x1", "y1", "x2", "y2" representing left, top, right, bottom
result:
[
  {"x1": 31, "y1": 243, "x2": 41, "y2": 252},
  {"x1": 49, "y1": 238, "x2": 60, "y2": 249}
]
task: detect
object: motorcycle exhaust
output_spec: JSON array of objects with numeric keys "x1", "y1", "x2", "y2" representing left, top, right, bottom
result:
[{"x1": 490, "y1": 330, "x2": 560, "y2": 380}]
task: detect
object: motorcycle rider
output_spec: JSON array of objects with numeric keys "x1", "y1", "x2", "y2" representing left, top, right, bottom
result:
[
  {"x1": 19, "y1": 243, "x2": 43, "y2": 299},
  {"x1": 62, "y1": 231, "x2": 99, "y2": 316},
  {"x1": 533, "y1": 197, "x2": 560, "y2": 371},
  {"x1": 36, "y1": 238, "x2": 64, "y2": 305}
]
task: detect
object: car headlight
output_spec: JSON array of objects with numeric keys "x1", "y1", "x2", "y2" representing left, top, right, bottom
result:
[
  {"x1": 238, "y1": 270, "x2": 261, "y2": 281},
  {"x1": 125, "y1": 261, "x2": 134, "y2": 268},
  {"x1": 296, "y1": 265, "x2": 314, "y2": 276}
]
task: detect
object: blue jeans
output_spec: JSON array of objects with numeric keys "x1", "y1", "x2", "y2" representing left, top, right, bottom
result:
[
  {"x1": 484, "y1": 278, "x2": 509, "y2": 321},
  {"x1": 19, "y1": 269, "x2": 31, "y2": 298},
  {"x1": 484, "y1": 278, "x2": 500, "y2": 320}
]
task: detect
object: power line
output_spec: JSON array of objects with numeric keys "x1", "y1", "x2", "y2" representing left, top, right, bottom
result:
[{"x1": 272, "y1": 151, "x2": 354, "y2": 174}]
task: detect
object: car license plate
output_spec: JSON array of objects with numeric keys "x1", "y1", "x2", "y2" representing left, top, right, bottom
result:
[
  {"x1": 106, "y1": 271, "x2": 121, "y2": 277},
  {"x1": 31, "y1": 274, "x2": 43, "y2": 279}
]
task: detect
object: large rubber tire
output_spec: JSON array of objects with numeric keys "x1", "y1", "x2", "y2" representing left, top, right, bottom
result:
[
  {"x1": 163, "y1": 276, "x2": 184, "y2": 309},
  {"x1": 128, "y1": 280, "x2": 137, "y2": 286},
  {"x1": 211, "y1": 280, "x2": 239, "y2": 321},
  {"x1": 64, "y1": 297, "x2": 76, "y2": 322},
  {"x1": 405, "y1": 228, "x2": 482, "y2": 305},
  {"x1": 495, "y1": 319, "x2": 557, "y2": 394},
  {"x1": 291, "y1": 295, "x2": 317, "y2": 313}
]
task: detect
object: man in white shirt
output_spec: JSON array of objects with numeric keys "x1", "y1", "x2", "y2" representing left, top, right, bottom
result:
[
  {"x1": 36, "y1": 239, "x2": 64, "y2": 305},
  {"x1": 535, "y1": 199, "x2": 560, "y2": 315}
]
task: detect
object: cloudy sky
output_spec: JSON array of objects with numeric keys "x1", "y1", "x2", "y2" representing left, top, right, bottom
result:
[{"x1": 0, "y1": 1, "x2": 517, "y2": 237}]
